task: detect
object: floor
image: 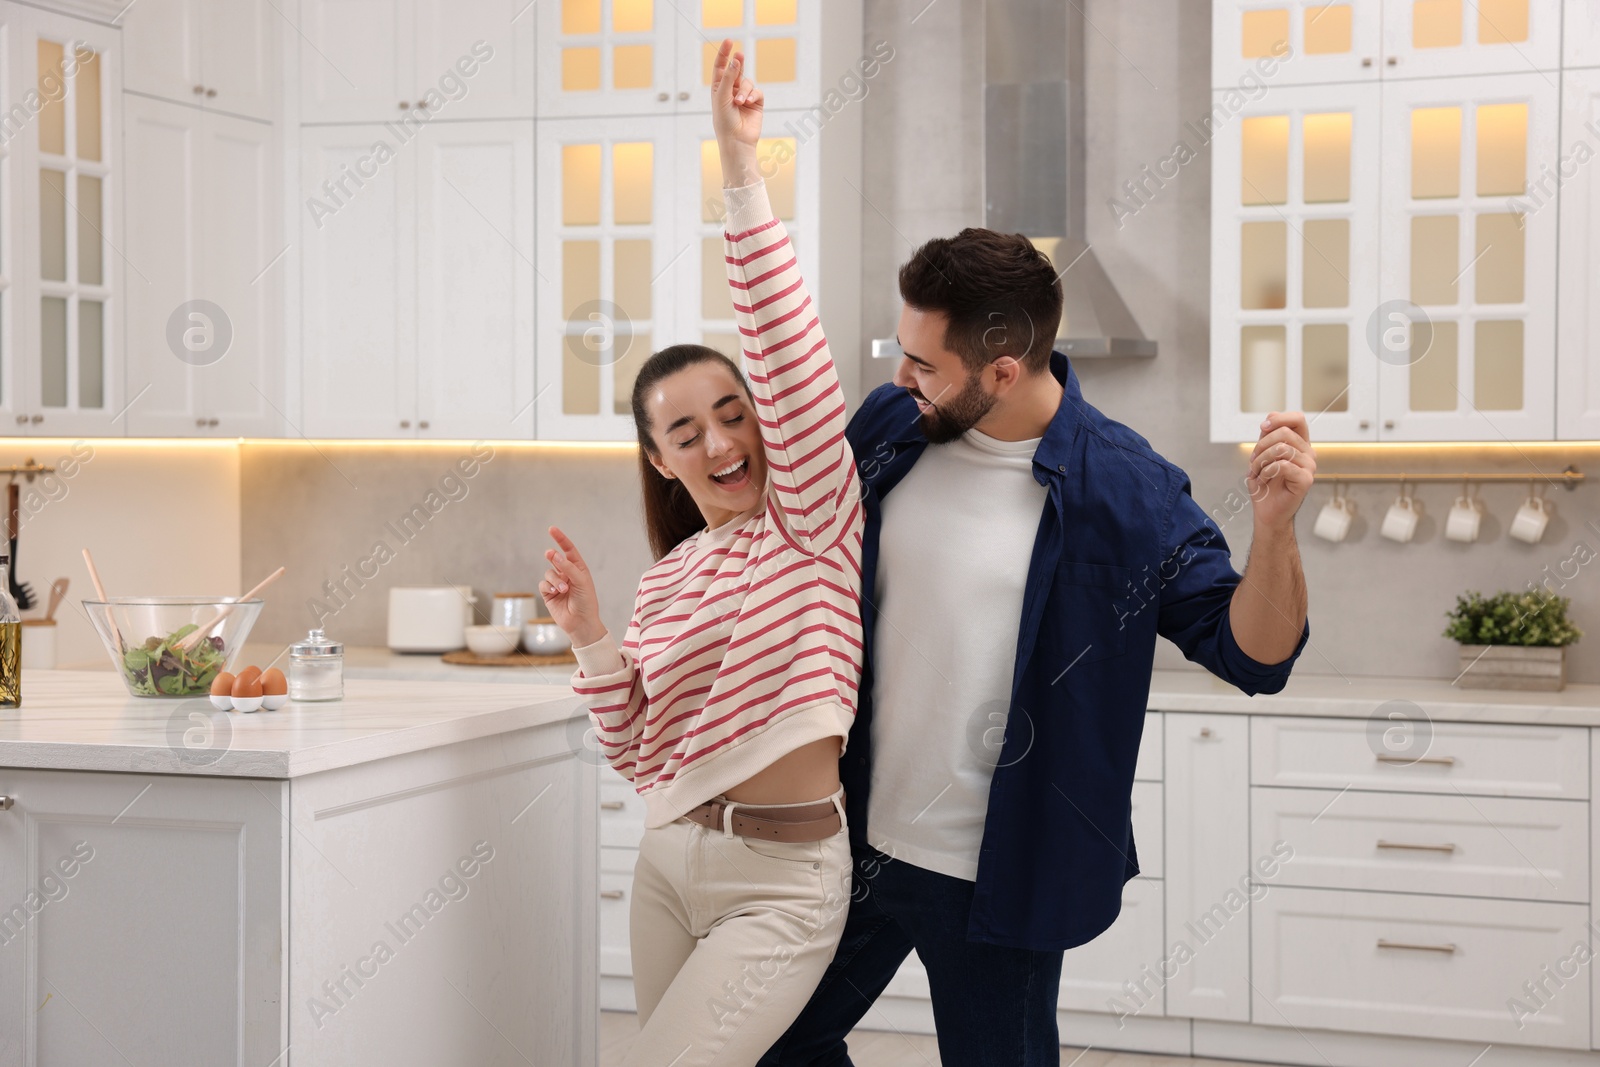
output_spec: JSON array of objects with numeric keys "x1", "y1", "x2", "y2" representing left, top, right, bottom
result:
[{"x1": 598, "y1": 1011, "x2": 1282, "y2": 1066}]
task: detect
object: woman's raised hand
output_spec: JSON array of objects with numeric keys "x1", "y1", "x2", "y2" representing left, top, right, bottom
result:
[
  {"x1": 541, "y1": 526, "x2": 606, "y2": 649},
  {"x1": 711, "y1": 38, "x2": 763, "y2": 178}
]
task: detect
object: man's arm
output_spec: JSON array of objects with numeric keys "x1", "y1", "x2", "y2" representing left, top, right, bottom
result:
[{"x1": 1229, "y1": 411, "x2": 1314, "y2": 664}]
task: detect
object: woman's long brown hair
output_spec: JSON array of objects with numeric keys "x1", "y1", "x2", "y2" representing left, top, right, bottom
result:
[{"x1": 631, "y1": 344, "x2": 754, "y2": 560}]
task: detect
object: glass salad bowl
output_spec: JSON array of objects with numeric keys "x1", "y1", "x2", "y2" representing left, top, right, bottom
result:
[{"x1": 84, "y1": 597, "x2": 264, "y2": 698}]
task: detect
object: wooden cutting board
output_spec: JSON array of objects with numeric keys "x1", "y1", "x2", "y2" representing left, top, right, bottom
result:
[{"x1": 441, "y1": 649, "x2": 577, "y2": 667}]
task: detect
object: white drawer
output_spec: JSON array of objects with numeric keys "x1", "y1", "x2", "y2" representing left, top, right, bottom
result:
[
  {"x1": 599, "y1": 847, "x2": 636, "y2": 978},
  {"x1": 1060, "y1": 877, "x2": 1166, "y2": 1015},
  {"x1": 1253, "y1": 886, "x2": 1591, "y2": 1049},
  {"x1": 1131, "y1": 780, "x2": 1164, "y2": 879},
  {"x1": 1251, "y1": 717, "x2": 1588, "y2": 799},
  {"x1": 1135, "y1": 711, "x2": 1163, "y2": 782},
  {"x1": 600, "y1": 778, "x2": 647, "y2": 849},
  {"x1": 1252, "y1": 786, "x2": 1589, "y2": 902}
]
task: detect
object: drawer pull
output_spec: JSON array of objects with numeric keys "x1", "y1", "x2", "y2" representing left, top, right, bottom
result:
[
  {"x1": 600, "y1": 800, "x2": 625, "y2": 810},
  {"x1": 1376, "y1": 840, "x2": 1457, "y2": 854},
  {"x1": 1376, "y1": 754, "x2": 1456, "y2": 766},
  {"x1": 1377, "y1": 938, "x2": 1457, "y2": 954},
  {"x1": 600, "y1": 889, "x2": 625, "y2": 900}
]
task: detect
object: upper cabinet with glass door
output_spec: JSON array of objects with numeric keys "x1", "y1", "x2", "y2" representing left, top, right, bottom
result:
[
  {"x1": 1382, "y1": 0, "x2": 1561, "y2": 77},
  {"x1": 1213, "y1": 3, "x2": 1384, "y2": 87},
  {"x1": 1210, "y1": 83, "x2": 1383, "y2": 442},
  {"x1": 537, "y1": 0, "x2": 820, "y2": 117},
  {"x1": 7, "y1": 9, "x2": 122, "y2": 438},
  {"x1": 1375, "y1": 74, "x2": 1557, "y2": 441}
]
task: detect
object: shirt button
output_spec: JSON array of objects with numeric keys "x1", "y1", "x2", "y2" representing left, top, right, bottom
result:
[{"x1": 1057, "y1": 465, "x2": 1065, "y2": 472}]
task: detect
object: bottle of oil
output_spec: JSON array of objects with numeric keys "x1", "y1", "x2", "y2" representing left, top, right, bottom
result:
[{"x1": 0, "y1": 551, "x2": 20, "y2": 707}]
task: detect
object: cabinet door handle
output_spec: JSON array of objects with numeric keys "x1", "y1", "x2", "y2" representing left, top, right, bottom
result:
[
  {"x1": 205, "y1": 88, "x2": 217, "y2": 98},
  {"x1": 1376, "y1": 839, "x2": 1456, "y2": 854},
  {"x1": 399, "y1": 101, "x2": 411, "y2": 110},
  {"x1": 193, "y1": 84, "x2": 205, "y2": 95},
  {"x1": 677, "y1": 90, "x2": 689, "y2": 101},
  {"x1": 418, "y1": 420, "x2": 429, "y2": 430},
  {"x1": 600, "y1": 800, "x2": 625, "y2": 810},
  {"x1": 657, "y1": 91, "x2": 669, "y2": 102},
  {"x1": 1199, "y1": 726, "x2": 1213, "y2": 738},
  {"x1": 600, "y1": 889, "x2": 624, "y2": 900},
  {"x1": 1376, "y1": 754, "x2": 1455, "y2": 766},
  {"x1": 15, "y1": 415, "x2": 28, "y2": 425},
  {"x1": 196, "y1": 418, "x2": 208, "y2": 427},
  {"x1": 0, "y1": 796, "x2": 12, "y2": 811},
  {"x1": 208, "y1": 418, "x2": 219, "y2": 427},
  {"x1": 1386, "y1": 56, "x2": 1398, "y2": 66},
  {"x1": 30, "y1": 415, "x2": 42, "y2": 424},
  {"x1": 1377, "y1": 938, "x2": 1455, "y2": 954},
  {"x1": 1361, "y1": 57, "x2": 1373, "y2": 67},
  {"x1": 400, "y1": 419, "x2": 411, "y2": 429}
]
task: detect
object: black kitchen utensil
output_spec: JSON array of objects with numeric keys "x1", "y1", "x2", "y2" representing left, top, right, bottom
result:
[{"x1": 7, "y1": 483, "x2": 34, "y2": 611}]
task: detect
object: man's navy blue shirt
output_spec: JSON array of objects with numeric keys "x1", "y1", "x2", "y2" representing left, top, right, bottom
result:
[{"x1": 842, "y1": 352, "x2": 1309, "y2": 952}]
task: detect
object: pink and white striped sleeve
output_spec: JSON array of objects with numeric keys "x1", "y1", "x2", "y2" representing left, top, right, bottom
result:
[
  {"x1": 723, "y1": 180, "x2": 859, "y2": 552},
  {"x1": 569, "y1": 612, "x2": 646, "y2": 779}
]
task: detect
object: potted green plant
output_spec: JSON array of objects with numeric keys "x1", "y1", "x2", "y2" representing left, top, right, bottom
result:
[{"x1": 1444, "y1": 590, "x2": 1582, "y2": 691}]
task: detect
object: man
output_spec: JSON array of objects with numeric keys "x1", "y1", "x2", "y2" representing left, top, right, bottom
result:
[{"x1": 758, "y1": 228, "x2": 1312, "y2": 1066}]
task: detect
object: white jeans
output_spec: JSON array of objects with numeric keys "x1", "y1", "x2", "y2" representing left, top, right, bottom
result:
[{"x1": 624, "y1": 789, "x2": 852, "y2": 1067}]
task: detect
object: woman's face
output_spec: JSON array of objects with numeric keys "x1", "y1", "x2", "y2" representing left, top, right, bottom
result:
[{"x1": 643, "y1": 361, "x2": 768, "y2": 528}]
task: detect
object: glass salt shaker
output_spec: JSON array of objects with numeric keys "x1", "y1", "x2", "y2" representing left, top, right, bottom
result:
[{"x1": 289, "y1": 629, "x2": 344, "y2": 702}]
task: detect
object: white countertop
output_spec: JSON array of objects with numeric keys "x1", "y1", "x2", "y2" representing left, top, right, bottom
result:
[
  {"x1": 1145, "y1": 667, "x2": 1600, "y2": 726},
  {"x1": 0, "y1": 669, "x2": 583, "y2": 779}
]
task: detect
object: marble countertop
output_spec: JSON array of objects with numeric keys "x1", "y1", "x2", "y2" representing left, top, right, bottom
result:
[{"x1": 0, "y1": 669, "x2": 583, "y2": 779}]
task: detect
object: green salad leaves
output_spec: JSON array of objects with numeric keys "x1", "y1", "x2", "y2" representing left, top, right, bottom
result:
[{"x1": 121, "y1": 624, "x2": 226, "y2": 697}]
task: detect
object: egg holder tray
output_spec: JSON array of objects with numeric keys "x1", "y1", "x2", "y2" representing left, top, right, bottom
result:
[{"x1": 209, "y1": 691, "x2": 290, "y2": 714}]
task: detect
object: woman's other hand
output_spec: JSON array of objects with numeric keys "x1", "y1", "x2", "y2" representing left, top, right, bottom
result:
[
  {"x1": 710, "y1": 38, "x2": 763, "y2": 187},
  {"x1": 541, "y1": 526, "x2": 606, "y2": 648}
]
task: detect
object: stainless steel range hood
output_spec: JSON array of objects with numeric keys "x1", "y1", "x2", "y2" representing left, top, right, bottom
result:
[{"x1": 984, "y1": 0, "x2": 1155, "y2": 358}]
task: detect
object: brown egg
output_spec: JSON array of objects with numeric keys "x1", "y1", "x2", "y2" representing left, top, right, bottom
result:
[
  {"x1": 260, "y1": 668, "x2": 287, "y2": 696},
  {"x1": 231, "y1": 673, "x2": 263, "y2": 698},
  {"x1": 211, "y1": 672, "x2": 236, "y2": 697}
]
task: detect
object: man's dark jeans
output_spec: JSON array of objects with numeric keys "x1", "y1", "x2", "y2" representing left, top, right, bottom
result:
[{"x1": 757, "y1": 846, "x2": 1065, "y2": 1066}]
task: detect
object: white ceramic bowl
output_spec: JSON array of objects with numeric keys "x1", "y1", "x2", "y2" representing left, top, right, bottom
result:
[
  {"x1": 464, "y1": 624, "x2": 520, "y2": 656},
  {"x1": 521, "y1": 619, "x2": 572, "y2": 656}
]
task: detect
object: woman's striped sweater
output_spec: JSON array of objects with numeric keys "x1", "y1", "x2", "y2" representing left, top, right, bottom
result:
[{"x1": 569, "y1": 180, "x2": 865, "y2": 828}]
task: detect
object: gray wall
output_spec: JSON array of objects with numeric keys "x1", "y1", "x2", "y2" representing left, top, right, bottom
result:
[{"x1": 243, "y1": 0, "x2": 1600, "y2": 684}]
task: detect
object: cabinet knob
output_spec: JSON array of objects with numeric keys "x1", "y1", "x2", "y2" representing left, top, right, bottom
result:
[
  {"x1": 196, "y1": 418, "x2": 208, "y2": 427},
  {"x1": 600, "y1": 889, "x2": 624, "y2": 900},
  {"x1": 399, "y1": 101, "x2": 411, "y2": 110},
  {"x1": 657, "y1": 92, "x2": 669, "y2": 102},
  {"x1": 400, "y1": 419, "x2": 411, "y2": 429},
  {"x1": 205, "y1": 88, "x2": 217, "y2": 98},
  {"x1": 208, "y1": 418, "x2": 219, "y2": 427},
  {"x1": 1361, "y1": 57, "x2": 1372, "y2": 67},
  {"x1": 418, "y1": 420, "x2": 429, "y2": 430},
  {"x1": 600, "y1": 800, "x2": 625, "y2": 810},
  {"x1": 1386, "y1": 56, "x2": 1398, "y2": 66},
  {"x1": 677, "y1": 91, "x2": 689, "y2": 101},
  {"x1": 1384, "y1": 420, "x2": 1395, "y2": 430},
  {"x1": 1199, "y1": 727, "x2": 1213, "y2": 738},
  {"x1": 0, "y1": 796, "x2": 12, "y2": 811},
  {"x1": 193, "y1": 84, "x2": 205, "y2": 95},
  {"x1": 15, "y1": 415, "x2": 27, "y2": 425},
  {"x1": 1359, "y1": 419, "x2": 1370, "y2": 430},
  {"x1": 30, "y1": 415, "x2": 42, "y2": 425}
]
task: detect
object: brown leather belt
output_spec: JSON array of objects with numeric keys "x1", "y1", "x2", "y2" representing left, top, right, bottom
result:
[{"x1": 682, "y1": 795, "x2": 843, "y2": 843}]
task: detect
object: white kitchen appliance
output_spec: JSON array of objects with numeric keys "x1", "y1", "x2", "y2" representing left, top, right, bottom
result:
[{"x1": 387, "y1": 585, "x2": 477, "y2": 652}]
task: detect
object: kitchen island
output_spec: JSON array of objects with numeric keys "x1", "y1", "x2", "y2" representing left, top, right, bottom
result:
[{"x1": 0, "y1": 671, "x2": 595, "y2": 1067}]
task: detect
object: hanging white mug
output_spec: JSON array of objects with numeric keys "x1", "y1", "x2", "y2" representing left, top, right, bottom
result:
[
  {"x1": 1381, "y1": 493, "x2": 1423, "y2": 543},
  {"x1": 1510, "y1": 496, "x2": 1551, "y2": 544},
  {"x1": 1444, "y1": 495, "x2": 1483, "y2": 543},
  {"x1": 1313, "y1": 494, "x2": 1356, "y2": 543}
]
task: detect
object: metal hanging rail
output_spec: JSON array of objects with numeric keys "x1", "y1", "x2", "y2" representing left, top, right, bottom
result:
[{"x1": 1315, "y1": 466, "x2": 1584, "y2": 491}]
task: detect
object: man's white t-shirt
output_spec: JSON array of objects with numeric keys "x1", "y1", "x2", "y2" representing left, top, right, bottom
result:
[{"x1": 867, "y1": 427, "x2": 1047, "y2": 881}]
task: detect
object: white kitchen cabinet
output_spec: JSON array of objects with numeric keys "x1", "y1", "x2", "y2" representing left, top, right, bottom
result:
[
  {"x1": 1568, "y1": 0, "x2": 1600, "y2": 67},
  {"x1": 301, "y1": 120, "x2": 534, "y2": 439},
  {"x1": 0, "y1": 768, "x2": 287, "y2": 1066},
  {"x1": 299, "y1": 123, "x2": 418, "y2": 437},
  {"x1": 1376, "y1": 72, "x2": 1558, "y2": 441},
  {"x1": 298, "y1": 0, "x2": 535, "y2": 124},
  {"x1": 414, "y1": 120, "x2": 535, "y2": 438},
  {"x1": 1162, "y1": 712, "x2": 1251, "y2": 1023},
  {"x1": 536, "y1": 0, "x2": 823, "y2": 119},
  {"x1": 5, "y1": 8, "x2": 123, "y2": 438},
  {"x1": 1211, "y1": 1, "x2": 1384, "y2": 87},
  {"x1": 1060, "y1": 877, "x2": 1166, "y2": 1017},
  {"x1": 1210, "y1": 81, "x2": 1382, "y2": 442},
  {"x1": 1253, "y1": 886, "x2": 1591, "y2": 1049},
  {"x1": 1381, "y1": 0, "x2": 1562, "y2": 77},
  {"x1": 1558, "y1": 67, "x2": 1600, "y2": 438},
  {"x1": 121, "y1": 0, "x2": 280, "y2": 123},
  {"x1": 124, "y1": 96, "x2": 284, "y2": 437}
]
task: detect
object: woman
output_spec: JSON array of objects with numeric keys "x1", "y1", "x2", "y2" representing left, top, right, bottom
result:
[{"x1": 539, "y1": 40, "x2": 864, "y2": 1067}]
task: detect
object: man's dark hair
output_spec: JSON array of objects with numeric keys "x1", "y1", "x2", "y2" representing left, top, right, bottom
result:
[{"x1": 897, "y1": 229, "x2": 1064, "y2": 374}]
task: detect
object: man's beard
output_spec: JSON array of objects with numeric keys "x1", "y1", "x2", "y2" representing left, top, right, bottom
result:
[{"x1": 915, "y1": 373, "x2": 997, "y2": 444}]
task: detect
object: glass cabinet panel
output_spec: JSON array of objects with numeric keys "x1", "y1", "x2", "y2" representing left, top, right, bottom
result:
[
  {"x1": 1302, "y1": 218, "x2": 1350, "y2": 308},
  {"x1": 1303, "y1": 112, "x2": 1352, "y2": 202},
  {"x1": 1240, "y1": 325, "x2": 1287, "y2": 412},
  {"x1": 40, "y1": 170, "x2": 67, "y2": 282},
  {"x1": 1414, "y1": 0, "x2": 1465, "y2": 48},
  {"x1": 1409, "y1": 320, "x2": 1458, "y2": 410},
  {"x1": 1474, "y1": 320, "x2": 1523, "y2": 408},
  {"x1": 1411, "y1": 107, "x2": 1462, "y2": 198},
  {"x1": 38, "y1": 41, "x2": 65, "y2": 156},
  {"x1": 1410, "y1": 215, "x2": 1459, "y2": 305},
  {"x1": 1302, "y1": 324, "x2": 1350, "y2": 412},
  {"x1": 1241, "y1": 116, "x2": 1289, "y2": 204},
  {"x1": 1241, "y1": 9, "x2": 1289, "y2": 57},
  {"x1": 1474, "y1": 212, "x2": 1523, "y2": 303},
  {"x1": 1240, "y1": 221, "x2": 1287, "y2": 310},
  {"x1": 1478, "y1": 0, "x2": 1530, "y2": 44},
  {"x1": 1304, "y1": 6, "x2": 1353, "y2": 54},
  {"x1": 75, "y1": 49, "x2": 101, "y2": 162},
  {"x1": 1476, "y1": 102, "x2": 1527, "y2": 195}
]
